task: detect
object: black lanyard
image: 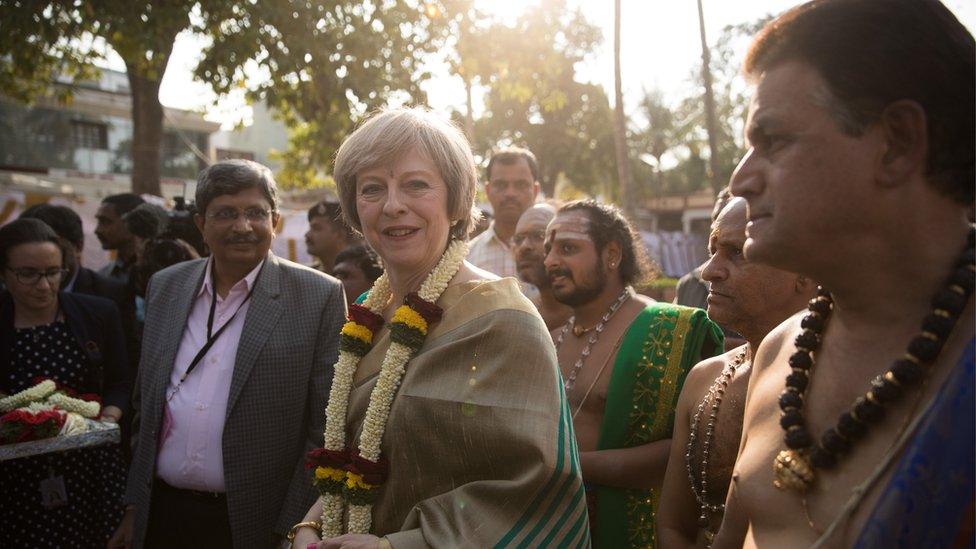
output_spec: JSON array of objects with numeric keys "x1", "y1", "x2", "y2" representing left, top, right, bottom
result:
[{"x1": 166, "y1": 262, "x2": 263, "y2": 401}]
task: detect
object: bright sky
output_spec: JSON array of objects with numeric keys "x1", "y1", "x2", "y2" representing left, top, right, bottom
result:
[{"x1": 103, "y1": 0, "x2": 976, "y2": 130}]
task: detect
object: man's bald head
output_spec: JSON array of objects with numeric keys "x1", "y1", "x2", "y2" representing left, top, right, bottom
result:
[
  {"x1": 703, "y1": 196, "x2": 815, "y2": 343},
  {"x1": 516, "y1": 203, "x2": 557, "y2": 234},
  {"x1": 513, "y1": 203, "x2": 558, "y2": 287},
  {"x1": 713, "y1": 197, "x2": 748, "y2": 235}
]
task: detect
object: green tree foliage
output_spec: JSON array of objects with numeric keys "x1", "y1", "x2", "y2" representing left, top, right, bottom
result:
[
  {"x1": 196, "y1": 0, "x2": 460, "y2": 190},
  {"x1": 630, "y1": 87, "x2": 681, "y2": 194},
  {"x1": 0, "y1": 1, "x2": 199, "y2": 196},
  {"x1": 0, "y1": 1, "x2": 458, "y2": 193},
  {"x1": 629, "y1": 87, "x2": 709, "y2": 198},
  {"x1": 457, "y1": 0, "x2": 614, "y2": 198}
]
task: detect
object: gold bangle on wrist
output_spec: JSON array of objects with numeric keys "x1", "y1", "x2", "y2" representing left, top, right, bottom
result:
[{"x1": 287, "y1": 520, "x2": 321, "y2": 542}]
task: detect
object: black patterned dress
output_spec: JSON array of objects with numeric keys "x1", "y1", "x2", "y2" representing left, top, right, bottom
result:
[{"x1": 0, "y1": 321, "x2": 126, "y2": 548}]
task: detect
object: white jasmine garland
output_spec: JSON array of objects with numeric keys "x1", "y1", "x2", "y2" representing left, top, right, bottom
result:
[
  {"x1": 319, "y1": 494, "x2": 346, "y2": 538},
  {"x1": 47, "y1": 392, "x2": 101, "y2": 418},
  {"x1": 357, "y1": 342, "x2": 410, "y2": 461},
  {"x1": 20, "y1": 401, "x2": 58, "y2": 414},
  {"x1": 322, "y1": 354, "x2": 363, "y2": 450},
  {"x1": 322, "y1": 274, "x2": 392, "y2": 452},
  {"x1": 0, "y1": 379, "x2": 57, "y2": 412},
  {"x1": 347, "y1": 504, "x2": 372, "y2": 534},
  {"x1": 319, "y1": 274, "x2": 391, "y2": 536},
  {"x1": 318, "y1": 240, "x2": 468, "y2": 536}
]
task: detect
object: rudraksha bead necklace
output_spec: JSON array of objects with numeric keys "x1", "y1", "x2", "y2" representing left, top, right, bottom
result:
[{"x1": 773, "y1": 227, "x2": 975, "y2": 492}]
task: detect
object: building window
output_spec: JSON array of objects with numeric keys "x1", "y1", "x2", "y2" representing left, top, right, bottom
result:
[
  {"x1": 72, "y1": 121, "x2": 108, "y2": 149},
  {"x1": 216, "y1": 148, "x2": 255, "y2": 161}
]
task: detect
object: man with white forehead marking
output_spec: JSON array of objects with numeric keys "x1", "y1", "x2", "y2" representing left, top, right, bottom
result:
[{"x1": 544, "y1": 199, "x2": 723, "y2": 548}]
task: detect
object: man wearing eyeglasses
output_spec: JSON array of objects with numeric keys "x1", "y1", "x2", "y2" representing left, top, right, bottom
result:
[
  {"x1": 513, "y1": 203, "x2": 571, "y2": 330},
  {"x1": 111, "y1": 159, "x2": 346, "y2": 548}
]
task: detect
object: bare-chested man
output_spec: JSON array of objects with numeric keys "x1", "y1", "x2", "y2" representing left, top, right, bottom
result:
[
  {"x1": 714, "y1": 2, "x2": 975, "y2": 547},
  {"x1": 658, "y1": 197, "x2": 816, "y2": 547},
  {"x1": 513, "y1": 203, "x2": 572, "y2": 330},
  {"x1": 545, "y1": 200, "x2": 723, "y2": 548}
]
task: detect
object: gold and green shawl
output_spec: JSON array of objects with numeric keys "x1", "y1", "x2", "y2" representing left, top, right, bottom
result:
[
  {"x1": 347, "y1": 278, "x2": 590, "y2": 548},
  {"x1": 592, "y1": 303, "x2": 723, "y2": 548}
]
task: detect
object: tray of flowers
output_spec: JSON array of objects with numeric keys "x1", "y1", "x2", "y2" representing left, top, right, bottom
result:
[{"x1": 0, "y1": 379, "x2": 120, "y2": 461}]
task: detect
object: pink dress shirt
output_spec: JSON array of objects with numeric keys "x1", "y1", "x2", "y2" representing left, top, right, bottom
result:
[{"x1": 155, "y1": 259, "x2": 264, "y2": 492}]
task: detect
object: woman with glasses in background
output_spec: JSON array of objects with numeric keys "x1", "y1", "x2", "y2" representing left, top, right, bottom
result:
[{"x1": 0, "y1": 217, "x2": 131, "y2": 548}]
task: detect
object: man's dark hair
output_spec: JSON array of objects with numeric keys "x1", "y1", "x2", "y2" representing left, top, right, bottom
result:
[
  {"x1": 20, "y1": 204, "x2": 84, "y2": 250},
  {"x1": 335, "y1": 244, "x2": 383, "y2": 284},
  {"x1": 195, "y1": 159, "x2": 279, "y2": 215},
  {"x1": 744, "y1": 0, "x2": 975, "y2": 204},
  {"x1": 559, "y1": 200, "x2": 656, "y2": 286},
  {"x1": 123, "y1": 203, "x2": 169, "y2": 240},
  {"x1": 0, "y1": 218, "x2": 65, "y2": 270},
  {"x1": 308, "y1": 200, "x2": 354, "y2": 238},
  {"x1": 133, "y1": 239, "x2": 195, "y2": 297},
  {"x1": 486, "y1": 146, "x2": 540, "y2": 183},
  {"x1": 101, "y1": 193, "x2": 146, "y2": 217}
]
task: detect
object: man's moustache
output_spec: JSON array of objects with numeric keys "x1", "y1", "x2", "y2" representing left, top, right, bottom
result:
[
  {"x1": 547, "y1": 268, "x2": 572, "y2": 281},
  {"x1": 225, "y1": 235, "x2": 260, "y2": 244}
]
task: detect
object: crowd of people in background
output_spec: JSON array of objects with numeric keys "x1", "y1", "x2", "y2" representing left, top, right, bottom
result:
[{"x1": 0, "y1": 0, "x2": 973, "y2": 547}]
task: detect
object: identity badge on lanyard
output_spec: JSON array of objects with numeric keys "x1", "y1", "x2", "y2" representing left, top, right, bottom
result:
[
  {"x1": 165, "y1": 263, "x2": 264, "y2": 403},
  {"x1": 39, "y1": 467, "x2": 68, "y2": 509}
]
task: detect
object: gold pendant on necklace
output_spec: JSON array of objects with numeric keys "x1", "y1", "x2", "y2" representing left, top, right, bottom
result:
[
  {"x1": 773, "y1": 449, "x2": 815, "y2": 492},
  {"x1": 572, "y1": 324, "x2": 589, "y2": 337}
]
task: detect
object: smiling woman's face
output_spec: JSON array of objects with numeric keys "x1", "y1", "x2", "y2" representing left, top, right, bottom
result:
[{"x1": 355, "y1": 148, "x2": 452, "y2": 281}]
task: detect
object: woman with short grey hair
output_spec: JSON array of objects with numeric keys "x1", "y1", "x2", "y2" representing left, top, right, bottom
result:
[
  {"x1": 332, "y1": 108, "x2": 480, "y2": 243},
  {"x1": 292, "y1": 108, "x2": 588, "y2": 548}
]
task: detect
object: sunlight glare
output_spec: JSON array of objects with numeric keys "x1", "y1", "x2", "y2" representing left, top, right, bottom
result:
[{"x1": 474, "y1": 0, "x2": 539, "y2": 23}]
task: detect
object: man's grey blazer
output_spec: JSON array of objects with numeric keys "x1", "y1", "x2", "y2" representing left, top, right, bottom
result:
[{"x1": 125, "y1": 252, "x2": 345, "y2": 547}]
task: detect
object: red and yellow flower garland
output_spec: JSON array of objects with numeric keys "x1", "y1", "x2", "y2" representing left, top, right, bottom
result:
[{"x1": 307, "y1": 240, "x2": 468, "y2": 536}]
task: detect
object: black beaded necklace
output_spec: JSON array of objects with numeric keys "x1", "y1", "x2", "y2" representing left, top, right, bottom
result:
[{"x1": 773, "y1": 227, "x2": 976, "y2": 492}]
